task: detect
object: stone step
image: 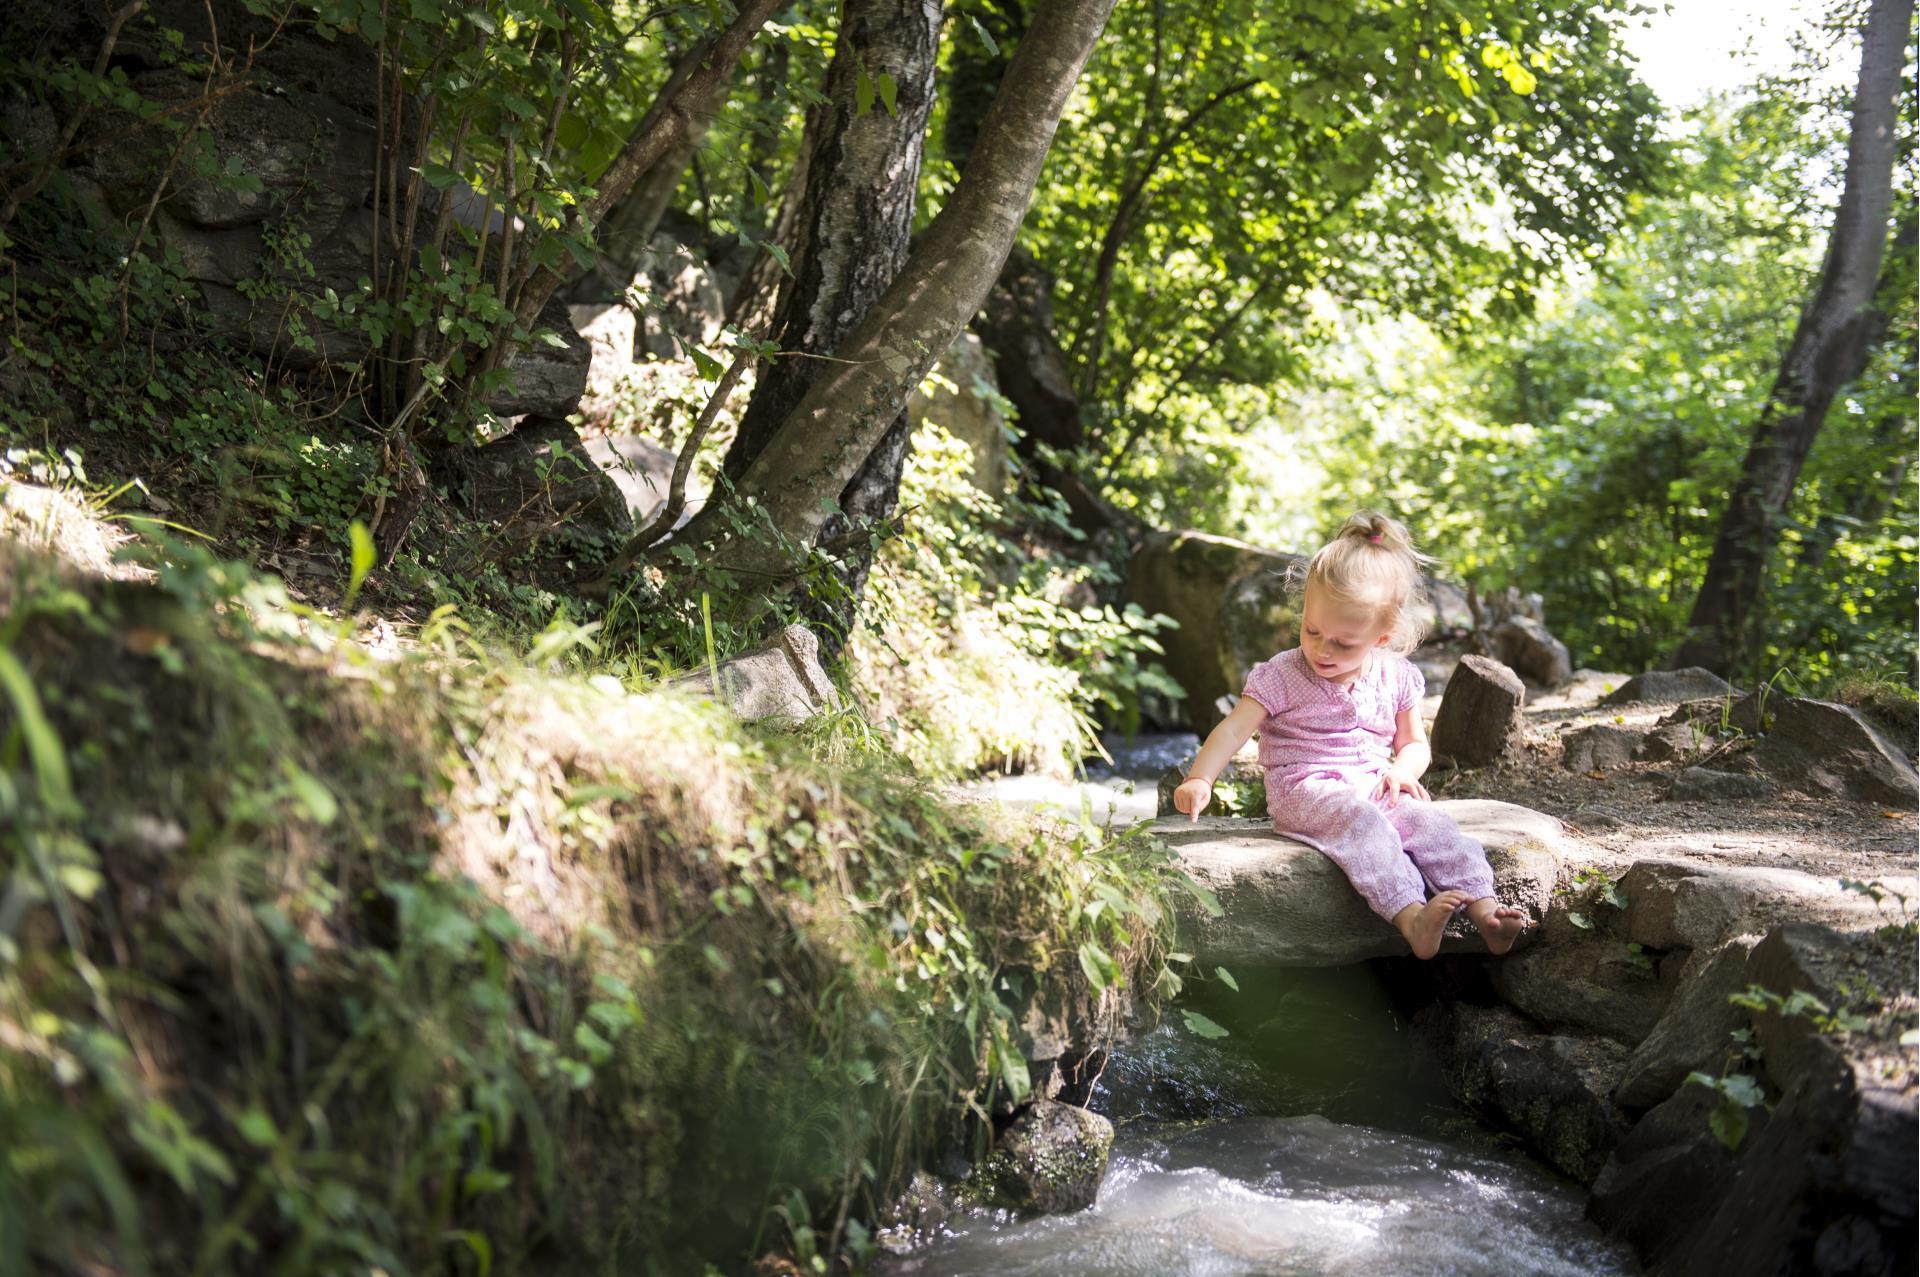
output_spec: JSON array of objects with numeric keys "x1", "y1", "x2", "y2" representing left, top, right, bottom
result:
[{"x1": 1153, "y1": 800, "x2": 1572, "y2": 967}]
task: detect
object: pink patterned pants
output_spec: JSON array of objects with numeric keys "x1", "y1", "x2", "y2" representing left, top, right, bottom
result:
[{"x1": 1269, "y1": 772, "x2": 1497, "y2": 922}]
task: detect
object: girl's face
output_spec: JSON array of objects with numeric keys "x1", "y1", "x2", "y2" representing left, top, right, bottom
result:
[{"x1": 1300, "y1": 585, "x2": 1392, "y2": 684}]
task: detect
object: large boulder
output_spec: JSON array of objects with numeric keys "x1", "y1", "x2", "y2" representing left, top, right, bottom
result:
[
  {"x1": 1486, "y1": 615, "x2": 1573, "y2": 688},
  {"x1": 1616, "y1": 936, "x2": 1763, "y2": 1110},
  {"x1": 1126, "y1": 530, "x2": 1302, "y2": 737},
  {"x1": 908, "y1": 333, "x2": 1010, "y2": 498},
  {"x1": 1602, "y1": 668, "x2": 1734, "y2": 706},
  {"x1": 1594, "y1": 924, "x2": 1917, "y2": 1276},
  {"x1": 451, "y1": 416, "x2": 632, "y2": 546},
  {"x1": 670, "y1": 624, "x2": 839, "y2": 724},
  {"x1": 978, "y1": 1100, "x2": 1114, "y2": 1215},
  {"x1": 1157, "y1": 800, "x2": 1567, "y2": 966},
  {"x1": 1750, "y1": 696, "x2": 1918, "y2": 806},
  {"x1": 1429, "y1": 655, "x2": 1526, "y2": 767},
  {"x1": 1488, "y1": 941, "x2": 1673, "y2": 1046},
  {"x1": 1616, "y1": 859, "x2": 1900, "y2": 953},
  {"x1": 1419, "y1": 1001, "x2": 1631, "y2": 1184}
]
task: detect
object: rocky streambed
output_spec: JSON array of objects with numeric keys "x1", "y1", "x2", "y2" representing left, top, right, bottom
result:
[{"x1": 932, "y1": 695, "x2": 1917, "y2": 1275}]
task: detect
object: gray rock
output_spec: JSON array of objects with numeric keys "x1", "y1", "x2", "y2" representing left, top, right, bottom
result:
[
  {"x1": 492, "y1": 297, "x2": 592, "y2": 420},
  {"x1": 1635, "y1": 719, "x2": 1712, "y2": 763},
  {"x1": 581, "y1": 432, "x2": 674, "y2": 527},
  {"x1": 1602, "y1": 925, "x2": 1919, "y2": 1277},
  {"x1": 1489, "y1": 941, "x2": 1672, "y2": 1046},
  {"x1": 671, "y1": 624, "x2": 839, "y2": 724},
  {"x1": 1589, "y1": 1082, "x2": 1745, "y2": 1260},
  {"x1": 635, "y1": 234, "x2": 727, "y2": 361},
  {"x1": 453, "y1": 416, "x2": 631, "y2": 544},
  {"x1": 1666, "y1": 767, "x2": 1775, "y2": 802},
  {"x1": 1562, "y1": 723, "x2": 1646, "y2": 772},
  {"x1": 1159, "y1": 800, "x2": 1567, "y2": 966},
  {"x1": 1488, "y1": 615, "x2": 1573, "y2": 687},
  {"x1": 1617, "y1": 859, "x2": 1895, "y2": 953},
  {"x1": 1155, "y1": 755, "x2": 1267, "y2": 819},
  {"x1": 908, "y1": 332, "x2": 1010, "y2": 498},
  {"x1": 570, "y1": 302, "x2": 639, "y2": 430},
  {"x1": 1601, "y1": 667, "x2": 1734, "y2": 706},
  {"x1": 1617, "y1": 936, "x2": 1762, "y2": 1110},
  {"x1": 1430, "y1": 655, "x2": 1526, "y2": 767},
  {"x1": 878, "y1": 1170, "x2": 955, "y2": 1253},
  {"x1": 1751, "y1": 696, "x2": 1919, "y2": 806},
  {"x1": 1422, "y1": 1002, "x2": 1630, "y2": 1184},
  {"x1": 979, "y1": 1100, "x2": 1114, "y2": 1215}
]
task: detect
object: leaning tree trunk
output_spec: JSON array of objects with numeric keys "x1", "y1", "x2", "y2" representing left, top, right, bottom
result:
[
  {"x1": 717, "y1": 0, "x2": 941, "y2": 635},
  {"x1": 670, "y1": 0, "x2": 1122, "y2": 578},
  {"x1": 1669, "y1": 0, "x2": 1912, "y2": 674}
]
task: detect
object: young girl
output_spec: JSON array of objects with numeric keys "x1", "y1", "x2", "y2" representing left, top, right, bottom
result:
[{"x1": 1171, "y1": 512, "x2": 1526, "y2": 959}]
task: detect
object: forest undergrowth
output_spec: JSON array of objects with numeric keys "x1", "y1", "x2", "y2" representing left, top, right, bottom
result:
[{"x1": 0, "y1": 483, "x2": 1202, "y2": 1275}]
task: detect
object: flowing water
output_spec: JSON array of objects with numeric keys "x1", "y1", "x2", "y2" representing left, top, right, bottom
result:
[{"x1": 902, "y1": 739, "x2": 1639, "y2": 1277}]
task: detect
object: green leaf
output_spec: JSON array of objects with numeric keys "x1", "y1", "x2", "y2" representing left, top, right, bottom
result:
[
  {"x1": 1214, "y1": 966, "x2": 1240, "y2": 992},
  {"x1": 236, "y1": 1106, "x2": 278, "y2": 1147},
  {"x1": 555, "y1": 112, "x2": 588, "y2": 151},
  {"x1": 418, "y1": 162, "x2": 460, "y2": 190},
  {"x1": 1707, "y1": 1101, "x2": 1749, "y2": 1150},
  {"x1": 345, "y1": 519, "x2": 375, "y2": 610},
  {"x1": 1568, "y1": 911, "x2": 1592, "y2": 930},
  {"x1": 855, "y1": 66, "x2": 875, "y2": 117},
  {"x1": 1181, "y1": 1009, "x2": 1230, "y2": 1039},
  {"x1": 876, "y1": 72, "x2": 898, "y2": 117},
  {"x1": 0, "y1": 648, "x2": 73, "y2": 812},
  {"x1": 966, "y1": 14, "x2": 999, "y2": 55},
  {"x1": 284, "y1": 767, "x2": 338, "y2": 826},
  {"x1": 993, "y1": 1028, "x2": 1031, "y2": 1105}
]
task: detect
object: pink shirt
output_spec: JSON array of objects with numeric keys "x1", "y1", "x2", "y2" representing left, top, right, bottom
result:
[{"x1": 1241, "y1": 647, "x2": 1424, "y2": 781}]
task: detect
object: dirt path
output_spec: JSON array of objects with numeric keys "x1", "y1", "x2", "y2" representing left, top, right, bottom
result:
[{"x1": 1423, "y1": 669, "x2": 1918, "y2": 891}]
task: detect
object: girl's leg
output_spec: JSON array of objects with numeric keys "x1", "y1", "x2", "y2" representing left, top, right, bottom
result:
[
  {"x1": 1274, "y1": 778, "x2": 1426, "y2": 923},
  {"x1": 1387, "y1": 802, "x2": 1524, "y2": 953},
  {"x1": 1385, "y1": 801, "x2": 1495, "y2": 900}
]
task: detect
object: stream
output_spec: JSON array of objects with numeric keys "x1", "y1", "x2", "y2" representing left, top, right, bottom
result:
[{"x1": 901, "y1": 735, "x2": 1638, "y2": 1277}]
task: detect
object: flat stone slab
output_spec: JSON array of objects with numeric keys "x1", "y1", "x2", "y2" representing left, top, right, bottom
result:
[{"x1": 1155, "y1": 800, "x2": 1571, "y2": 967}]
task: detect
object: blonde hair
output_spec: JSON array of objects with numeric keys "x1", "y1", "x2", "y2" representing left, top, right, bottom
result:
[{"x1": 1301, "y1": 511, "x2": 1432, "y2": 653}]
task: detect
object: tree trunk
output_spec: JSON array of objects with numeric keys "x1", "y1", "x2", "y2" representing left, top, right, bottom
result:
[
  {"x1": 1668, "y1": 0, "x2": 1912, "y2": 675},
  {"x1": 716, "y1": 0, "x2": 942, "y2": 633},
  {"x1": 671, "y1": 0, "x2": 1121, "y2": 578}
]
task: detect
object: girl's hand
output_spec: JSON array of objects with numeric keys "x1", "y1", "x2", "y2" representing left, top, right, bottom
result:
[
  {"x1": 1374, "y1": 771, "x2": 1429, "y2": 806},
  {"x1": 1173, "y1": 777, "x2": 1214, "y2": 822}
]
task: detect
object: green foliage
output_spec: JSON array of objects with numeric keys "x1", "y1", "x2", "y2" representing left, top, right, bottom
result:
[
  {"x1": 0, "y1": 519, "x2": 1192, "y2": 1273},
  {"x1": 1309, "y1": 89, "x2": 1916, "y2": 684},
  {"x1": 1684, "y1": 1070, "x2": 1767, "y2": 1150},
  {"x1": 1016, "y1": 0, "x2": 1665, "y2": 462},
  {"x1": 852, "y1": 420, "x2": 1182, "y2": 778}
]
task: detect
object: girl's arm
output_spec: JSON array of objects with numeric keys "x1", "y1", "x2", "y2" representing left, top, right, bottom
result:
[
  {"x1": 1376, "y1": 706, "x2": 1432, "y2": 803},
  {"x1": 1173, "y1": 696, "x2": 1267, "y2": 821},
  {"x1": 1390, "y1": 706, "x2": 1431, "y2": 781}
]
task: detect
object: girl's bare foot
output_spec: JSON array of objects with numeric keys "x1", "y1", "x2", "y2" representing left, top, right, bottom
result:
[
  {"x1": 1393, "y1": 890, "x2": 1471, "y2": 959},
  {"x1": 1465, "y1": 898, "x2": 1528, "y2": 955}
]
